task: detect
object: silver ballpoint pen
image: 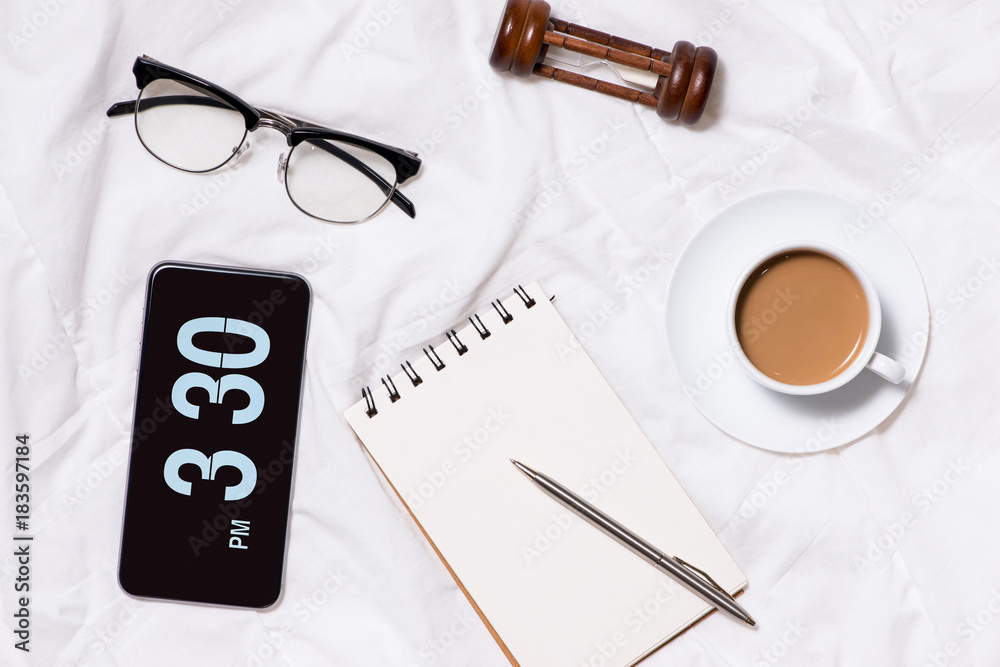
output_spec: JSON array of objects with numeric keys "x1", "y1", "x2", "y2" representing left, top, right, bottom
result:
[{"x1": 511, "y1": 460, "x2": 755, "y2": 627}]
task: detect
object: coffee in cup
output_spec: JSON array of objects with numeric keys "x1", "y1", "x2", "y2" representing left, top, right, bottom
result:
[{"x1": 728, "y1": 242, "x2": 905, "y2": 395}]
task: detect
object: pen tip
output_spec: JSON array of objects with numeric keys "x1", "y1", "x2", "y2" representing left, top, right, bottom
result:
[
  {"x1": 510, "y1": 460, "x2": 534, "y2": 477},
  {"x1": 745, "y1": 617, "x2": 756, "y2": 627}
]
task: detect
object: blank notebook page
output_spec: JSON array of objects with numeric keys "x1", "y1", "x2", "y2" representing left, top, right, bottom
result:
[{"x1": 344, "y1": 283, "x2": 746, "y2": 667}]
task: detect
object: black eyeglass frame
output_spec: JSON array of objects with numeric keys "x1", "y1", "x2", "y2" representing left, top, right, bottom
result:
[{"x1": 107, "y1": 56, "x2": 421, "y2": 222}]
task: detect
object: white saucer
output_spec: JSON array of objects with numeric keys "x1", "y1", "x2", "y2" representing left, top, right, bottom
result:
[{"x1": 665, "y1": 189, "x2": 929, "y2": 453}]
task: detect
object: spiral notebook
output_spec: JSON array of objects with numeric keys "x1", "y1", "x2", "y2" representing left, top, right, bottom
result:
[{"x1": 344, "y1": 283, "x2": 746, "y2": 667}]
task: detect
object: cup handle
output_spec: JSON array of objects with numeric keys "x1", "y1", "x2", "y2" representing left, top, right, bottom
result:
[{"x1": 866, "y1": 351, "x2": 906, "y2": 384}]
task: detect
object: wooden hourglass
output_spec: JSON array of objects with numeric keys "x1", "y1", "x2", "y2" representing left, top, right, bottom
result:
[{"x1": 489, "y1": 0, "x2": 719, "y2": 125}]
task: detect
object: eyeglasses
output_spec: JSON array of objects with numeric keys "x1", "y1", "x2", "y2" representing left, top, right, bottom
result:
[{"x1": 107, "y1": 56, "x2": 421, "y2": 224}]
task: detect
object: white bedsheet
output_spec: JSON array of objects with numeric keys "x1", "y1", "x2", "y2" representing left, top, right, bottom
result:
[{"x1": 2, "y1": 0, "x2": 999, "y2": 665}]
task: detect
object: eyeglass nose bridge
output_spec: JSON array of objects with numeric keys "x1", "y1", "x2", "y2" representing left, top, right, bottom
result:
[{"x1": 256, "y1": 108, "x2": 298, "y2": 136}]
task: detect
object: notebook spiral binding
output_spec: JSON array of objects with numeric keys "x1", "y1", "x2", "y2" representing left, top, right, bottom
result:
[{"x1": 362, "y1": 285, "x2": 537, "y2": 418}]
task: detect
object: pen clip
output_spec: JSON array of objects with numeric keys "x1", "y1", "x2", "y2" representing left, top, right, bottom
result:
[{"x1": 671, "y1": 555, "x2": 728, "y2": 596}]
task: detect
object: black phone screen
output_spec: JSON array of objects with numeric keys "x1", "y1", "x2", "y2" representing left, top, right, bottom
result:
[{"x1": 119, "y1": 262, "x2": 310, "y2": 608}]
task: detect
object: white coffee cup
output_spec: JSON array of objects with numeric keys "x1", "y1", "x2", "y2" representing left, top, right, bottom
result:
[{"x1": 727, "y1": 241, "x2": 905, "y2": 396}]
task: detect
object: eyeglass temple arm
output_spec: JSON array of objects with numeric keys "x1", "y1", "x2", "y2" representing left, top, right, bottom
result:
[
  {"x1": 107, "y1": 96, "x2": 231, "y2": 117},
  {"x1": 107, "y1": 100, "x2": 136, "y2": 117},
  {"x1": 107, "y1": 98, "x2": 416, "y2": 219}
]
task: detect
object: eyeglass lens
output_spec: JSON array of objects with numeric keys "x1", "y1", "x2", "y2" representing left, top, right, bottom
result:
[
  {"x1": 285, "y1": 140, "x2": 397, "y2": 224},
  {"x1": 134, "y1": 77, "x2": 401, "y2": 224},
  {"x1": 136, "y1": 79, "x2": 248, "y2": 173}
]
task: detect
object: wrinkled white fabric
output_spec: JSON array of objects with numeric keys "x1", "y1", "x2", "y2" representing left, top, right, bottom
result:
[{"x1": 1, "y1": 0, "x2": 998, "y2": 665}]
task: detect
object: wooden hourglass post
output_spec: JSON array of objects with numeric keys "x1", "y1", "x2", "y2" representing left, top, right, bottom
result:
[{"x1": 489, "y1": 0, "x2": 719, "y2": 125}]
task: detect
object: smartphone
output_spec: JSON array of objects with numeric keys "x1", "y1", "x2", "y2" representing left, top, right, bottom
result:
[{"x1": 119, "y1": 262, "x2": 311, "y2": 608}]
